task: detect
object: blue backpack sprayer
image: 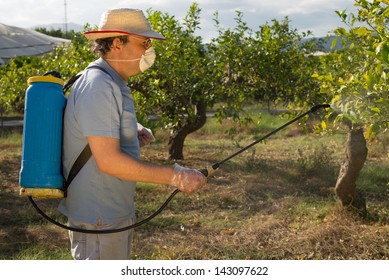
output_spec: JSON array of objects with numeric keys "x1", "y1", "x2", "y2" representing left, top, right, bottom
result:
[
  {"x1": 19, "y1": 69, "x2": 97, "y2": 199},
  {"x1": 18, "y1": 70, "x2": 329, "y2": 234},
  {"x1": 19, "y1": 73, "x2": 67, "y2": 198}
]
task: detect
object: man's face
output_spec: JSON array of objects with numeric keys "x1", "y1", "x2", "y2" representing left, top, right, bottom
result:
[
  {"x1": 120, "y1": 36, "x2": 152, "y2": 74},
  {"x1": 105, "y1": 36, "x2": 154, "y2": 78}
]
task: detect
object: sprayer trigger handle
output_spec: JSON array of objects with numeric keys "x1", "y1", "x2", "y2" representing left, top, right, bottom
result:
[
  {"x1": 310, "y1": 104, "x2": 330, "y2": 112},
  {"x1": 199, "y1": 166, "x2": 216, "y2": 177}
]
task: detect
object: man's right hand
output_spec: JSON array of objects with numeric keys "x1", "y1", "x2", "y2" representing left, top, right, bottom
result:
[{"x1": 171, "y1": 163, "x2": 207, "y2": 195}]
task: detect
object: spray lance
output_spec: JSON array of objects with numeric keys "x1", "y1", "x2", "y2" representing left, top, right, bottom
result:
[
  {"x1": 29, "y1": 104, "x2": 330, "y2": 234},
  {"x1": 199, "y1": 104, "x2": 331, "y2": 177}
]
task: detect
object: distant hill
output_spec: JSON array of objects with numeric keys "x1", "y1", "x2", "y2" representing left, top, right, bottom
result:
[
  {"x1": 302, "y1": 36, "x2": 343, "y2": 52},
  {"x1": 32, "y1": 22, "x2": 84, "y2": 33}
]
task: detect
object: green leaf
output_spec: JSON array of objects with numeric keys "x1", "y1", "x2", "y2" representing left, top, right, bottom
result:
[
  {"x1": 321, "y1": 120, "x2": 327, "y2": 130},
  {"x1": 381, "y1": 43, "x2": 389, "y2": 64},
  {"x1": 330, "y1": 37, "x2": 338, "y2": 50},
  {"x1": 353, "y1": 26, "x2": 371, "y2": 37}
]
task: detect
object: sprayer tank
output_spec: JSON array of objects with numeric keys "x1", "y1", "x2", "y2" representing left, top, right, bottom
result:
[{"x1": 19, "y1": 76, "x2": 66, "y2": 198}]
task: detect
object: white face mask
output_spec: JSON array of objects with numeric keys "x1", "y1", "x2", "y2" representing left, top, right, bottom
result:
[
  {"x1": 106, "y1": 47, "x2": 156, "y2": 72},
  {"x1": 139, "y1": 47, "x2": 156, "y2": 72}
]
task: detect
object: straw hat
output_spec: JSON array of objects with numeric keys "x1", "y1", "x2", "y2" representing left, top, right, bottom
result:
[{"x1": 84, "y1": 9, "x2": 165, "y2": 40}]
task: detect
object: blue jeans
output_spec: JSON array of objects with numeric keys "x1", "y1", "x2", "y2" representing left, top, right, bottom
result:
[{"x1": 67, "y1": 218, "x2": 135, "y2": 260}]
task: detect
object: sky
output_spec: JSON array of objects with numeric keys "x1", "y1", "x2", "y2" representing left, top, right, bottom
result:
[{"x1": 0, "y1": 0, "x2": 358, "y2": 42}]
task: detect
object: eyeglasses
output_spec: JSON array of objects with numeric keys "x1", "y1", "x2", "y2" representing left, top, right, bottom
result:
[{"x1": 131, "y1": 36, "x2": 152, "y2": 49}]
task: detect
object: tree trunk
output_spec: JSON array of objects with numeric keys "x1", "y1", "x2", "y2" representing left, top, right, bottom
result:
[
  {"x1": 168, "y1": 101, "x2": 207, "y2": 160},
  {"x1": 335, "y1": 126, "x2": 368, "y2": 217},
  {"x1": 168, "y1": 127, "x2": 187, "y2": 160}
]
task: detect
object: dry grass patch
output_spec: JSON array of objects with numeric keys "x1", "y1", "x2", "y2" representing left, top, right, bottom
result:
[{"x1": 1, "y1": 118, "x2": 389, "y2": 260}]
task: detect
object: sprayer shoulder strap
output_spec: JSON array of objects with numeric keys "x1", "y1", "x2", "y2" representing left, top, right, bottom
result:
[
  {"x1": 63, "y1": 65, "x2": 111, "y2": 94},
  {"x1": 64, "y1": 144, "x2": 92, "y2": 192},
  {"x1": 63, "y1": 65, "x2": 114, "y2": 195}
]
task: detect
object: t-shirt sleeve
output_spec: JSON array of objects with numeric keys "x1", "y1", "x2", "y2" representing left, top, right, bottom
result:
[{"x1": 74, "y1": 73, "x2": 122, "y2": 139}]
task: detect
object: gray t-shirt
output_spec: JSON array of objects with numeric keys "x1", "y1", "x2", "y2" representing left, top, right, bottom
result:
[{"x1": 58, "y1": 58, "x2": 140, "y2": 225}]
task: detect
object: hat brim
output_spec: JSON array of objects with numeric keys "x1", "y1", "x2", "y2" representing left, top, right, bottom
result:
[{"x1": 84, "y1": 30, "x2": 166, "y2": 40}]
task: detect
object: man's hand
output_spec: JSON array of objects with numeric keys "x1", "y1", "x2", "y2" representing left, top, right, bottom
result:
[
  {"x1": 171, "y1": 164, "x2": 207, "y2": 195},
  {"x1": 137, "y1": 124, "x2": 155, "y2": 147}
]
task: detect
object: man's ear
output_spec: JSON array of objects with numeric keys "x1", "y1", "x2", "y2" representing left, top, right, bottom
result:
[{"x1": 111, "y1": 37, "x2": 124, "y2": 50}]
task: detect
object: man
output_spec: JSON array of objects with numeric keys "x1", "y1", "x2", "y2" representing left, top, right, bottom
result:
[{"x1": 58, "y1": 8, "x2": 206, "y2": 260}]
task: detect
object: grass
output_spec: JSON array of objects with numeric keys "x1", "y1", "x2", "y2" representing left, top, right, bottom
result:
[{"x1": 1, "y1": 113, "x2": 389, "y2": 260}]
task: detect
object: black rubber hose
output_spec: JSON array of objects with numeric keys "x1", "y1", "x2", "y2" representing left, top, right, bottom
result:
[{"x1": 28, "y1": 188, "x2": 180, "y2": 234}]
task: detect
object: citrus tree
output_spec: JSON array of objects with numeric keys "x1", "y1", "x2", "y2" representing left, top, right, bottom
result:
[
  {"x1": 0, "y1": 56, "x2": 41, "y2": 113},
  {"x1": 131, "y1": 3, "x2": 215, "y2": 160},
  {"x1": 132, "y1": 3, "x2": 324, "y2": 160},
  {"x1": 249, "y1": 17, "x2": 323, "y2": 109},
  {"x1": 314, "y1": 0, "x2": 389, "y2": 216}
]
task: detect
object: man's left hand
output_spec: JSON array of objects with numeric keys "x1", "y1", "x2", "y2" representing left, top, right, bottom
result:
[{"x1": 137, "y1": 124, "x2": 155, "y2": 147}]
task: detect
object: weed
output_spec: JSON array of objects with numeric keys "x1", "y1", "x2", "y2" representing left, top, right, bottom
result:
[{"x1": 295, "y1": 144, "x2": 336, "y2": 178}]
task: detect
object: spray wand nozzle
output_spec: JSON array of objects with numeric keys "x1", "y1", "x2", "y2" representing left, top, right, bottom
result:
[{"x1": 199, "y1": 104, "x2": 330, "y2": 177}]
